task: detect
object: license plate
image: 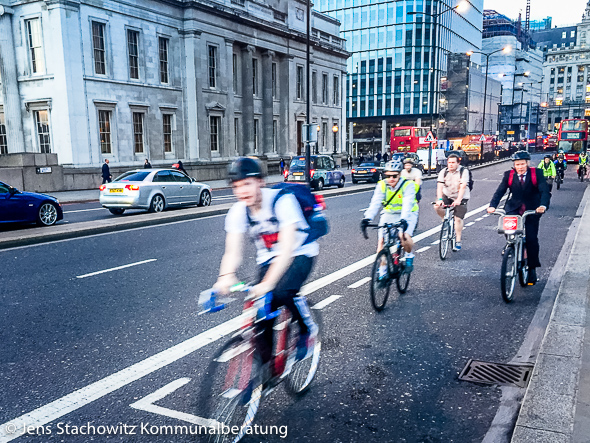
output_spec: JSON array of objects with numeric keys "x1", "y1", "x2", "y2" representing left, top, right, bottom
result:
[
  {"x1": 109, "y1": 188, "x2": 124, "y2": 193},
  {"x1": 293, "y1": 176, "x2": 303, "y2": 181},
  {"x1": 357, "y1": 171, "x2": 367, "y2": 174},
  {"x1": 293, "y1": 172, "x2": 304, "y2": 176}
]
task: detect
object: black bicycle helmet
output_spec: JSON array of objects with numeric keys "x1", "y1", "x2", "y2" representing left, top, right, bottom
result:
[
  {"x1": 511, "y1": 150, "x2": 531, "y2": 161},
  {"x1": 544, "y1": 154, "x2": 552, "y2": 160},
  {"x1": 228, "y1": 157, "x2": 264, "y2": 182}
]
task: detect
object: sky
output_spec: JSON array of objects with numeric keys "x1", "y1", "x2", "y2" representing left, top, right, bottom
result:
[{"x1": 483, "y1": 0, "x2": 588, "y2": 27}]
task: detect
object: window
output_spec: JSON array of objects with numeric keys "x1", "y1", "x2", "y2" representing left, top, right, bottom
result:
[
  {"x1": 272, "y1": 62, "x2": 277, "y2": 98},
  {"x1": 171, "y1": 171, "x2": 190, "y2": 183},
  {"x1": 312, "y1": 71, "x2": 317, "y2": 104},
  {"x1": 562, "y1": 31, "x2": 566, "y2": 39},
  {"x1": 26, "y1": 19, "x2": 45, "y2": 74},
  {"x1": 273, "y1": 119, "x2": 278, "y2": 152},
  {"x1": 210, "y1": 116, "x2": 220, "y2": 152},
  {"x1": 297, "y1": 65, "x2": 304, "y2": 100},
  {"x1": 163, "y1": 114, "x2": 172, "y2": 153},
  {"x1": 234, "y1": 118, "x2": 239, "y2": 153},
  {"x1": 254, "y1": 119, "x2": 259, "y2": 152},
  {"x1": 132, "y1": 112, "x2": 144, "y2": 153},
  {"x1": 159, "y1": 37, "x2": 169, "y2": 84},
  {"x1": 0, "y1": 112, "x2": 6, "y2": 155},
  {"x1": 208, "y1": 45, "x2": 217, "y2": 88},
  {"x1": 333, "y1": 76, "x2": 339, "y2": 105},
  {"x1": 92, "y1": 22, "x2": 106, "y2": 75},
  {"x1": 233, "y1": 53, "x2": 238, "y2": 92},
  {"x1": 322, "y1": 73, "x2": 328, "y2": 104},
  {"x1": 572, "y1": 30, "x2": 576, "y2": 38},
  {"x1": 98, "y1": 110, "x2": 112, "y2": 154},
  {"x1": 34, "y1": 110, "x2": 51, "y2": 153},
  {"x1": 253, "y1": 58, "x2": 258, "y2": 95},
  {"x1": 322, "y1": 122, "x2": 327, "y2": 149},
  {"x1": 127, "y1": 30, "x2": 139, "y2": 79}
]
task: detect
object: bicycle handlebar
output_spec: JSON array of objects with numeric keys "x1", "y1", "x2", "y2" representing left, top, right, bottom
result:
[
  {"x1": 491, "y1": 208, "x2": 539, "y2": 221},
  {"x1": 198, "y1": 282, "x2": 260, "y2": 315},
  {"x1": 361, "y1": 221, "x2": 406, "y2": 240},
  {"x1": 431, "y1": 201, "x2": 454, "y2": 208}
]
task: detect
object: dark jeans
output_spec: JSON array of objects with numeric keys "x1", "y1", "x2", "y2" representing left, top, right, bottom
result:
[
  {"x1": 507, "y1": 210, "x2": 542, "y2": 268},
  {"x1": 255, "y1": 255, "x2": 315, "y2": 364},
  {"x1": 102, "y1": 177, "x2": 111, "y2": 184}
]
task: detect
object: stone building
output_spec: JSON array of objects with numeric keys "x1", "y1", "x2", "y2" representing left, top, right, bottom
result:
[{"x1": 0, "y1": 0, "x2": 348, "y2": 190}]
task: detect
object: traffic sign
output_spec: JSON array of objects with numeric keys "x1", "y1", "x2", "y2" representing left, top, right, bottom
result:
[
  {"x1": 479, "y1": 134, "x2": 486, "y2": 142},
  {"x1": 424, "y1": 131, "x2": 436, "y2": 142}
]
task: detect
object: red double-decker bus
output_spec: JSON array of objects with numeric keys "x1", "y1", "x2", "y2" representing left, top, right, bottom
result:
[
  {"x1": 558, "y1": 119, "x2": 588, "y2": 162},
  {"x1": 390, "y1": 126, "x2": 431, "y2": 153}
]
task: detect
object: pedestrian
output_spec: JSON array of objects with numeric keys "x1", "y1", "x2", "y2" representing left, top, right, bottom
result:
[
  {"x1": 176, "y1": 160, "x2": 188, "y2": 175},
  {"x1": 101, "y1": 159, "x2": 112, "y2": 184},
  {"x1": 357, "y1": 154, "x2": 363, "y2": 166},
  {"x1": 144, "y1": 158, "x2": 152, "y2": 169},
  {"x1": 279, "y1": 157, "x2": 285, "y2": 174},
  {"x1": 383, "y1": 152, "x2": 389, "y2": 163},
  {"x1": 488, "y1": 151, "x2": 551, "y2": 285},
  {"x1": 347, "y1": 154, "x2": 352, "y2": 169},
  {"x1": 376, "y1": 152, "x2": 382, "y2": 162}
]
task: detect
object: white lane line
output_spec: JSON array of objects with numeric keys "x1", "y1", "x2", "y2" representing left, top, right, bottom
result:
[
  {"x1": 63, "y1": 208, "x2": 104, "y2": 214},
  {"x1": 465, "y1": 221, "x2": 475, "y2": 227},
  {"x1": 311, "y1": 295, "x2": 342, "y2": 310},
  {"x1": 130, "y1": 378, "x2": 213, "y2": 427},
  {"x1": 0, "y1": 202, "x2": 495, "y2": 439},
  {"x1": 416, "y1": 246, "x2": 430, "y2": 253},
  {"x1": 475, "y1": 217, "x2": 484, "y2": 221},
  {"x1": 358, "y1": 207, "x2": 369, "y2": 212},
  {"x1": 347, "y1": 276, "x2": 371, "y2": 289},
  {"x1": 76, "y1": 259, "x2": 157, "y2": 279},
  {"x1": 431, "y1": 240, "x2": 440, "y2": 245}
]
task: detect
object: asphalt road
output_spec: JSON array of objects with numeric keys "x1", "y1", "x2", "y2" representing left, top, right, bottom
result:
[{"x1": 0, "y1": 156, "x2": 585, "y2": 443}]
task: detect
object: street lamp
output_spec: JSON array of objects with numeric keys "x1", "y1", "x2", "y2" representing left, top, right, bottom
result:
[
  {"x1": 332, "y1": 123, "x2": 339, "y2": 155},
  {"x1": 409, "y1": 0, "x2": 470, "y2": 175}
]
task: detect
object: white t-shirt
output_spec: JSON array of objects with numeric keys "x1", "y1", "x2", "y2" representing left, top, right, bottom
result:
[
  {"x1": 401, "y1": 167, "x2": 423, "y2": 183},
  {"x1": 225, "y1": 188, "x2": 319, "y2": 265}
]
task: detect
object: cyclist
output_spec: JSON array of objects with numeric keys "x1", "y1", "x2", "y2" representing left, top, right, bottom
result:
[
  {"x1": 401, "y1": 157, "x2": 423, "y2": 201},
  {"x1": 578, "y1": 151, "x2": 588, "y2": 180},
  {"x1": 434, "y1": 153, "x2": 470, "y2": 251},
  {"x1": 537, "y1": 155, "x2": 557, "y2": 192},
  {"x1": 488, "y1": 151, "x2": 551, "y2": 285},
  {"x1": 554, "y1": 155, "x2": 567, "y2": 182},
  {"x1": 214, "y1": 157, "x2": 318, "y2": 378},
  {"x1": 361, "y1": 160, "x2": 418, "y2": 272}
]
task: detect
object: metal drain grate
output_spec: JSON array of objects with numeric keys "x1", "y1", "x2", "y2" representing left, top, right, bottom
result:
[{"x1": 458, "y1": 359, "x2": 534, "y2": 388}]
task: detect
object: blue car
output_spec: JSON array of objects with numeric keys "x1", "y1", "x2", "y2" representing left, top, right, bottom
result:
[{"x1": 0, "y1": 181, "x2": 63, "y2": 226}]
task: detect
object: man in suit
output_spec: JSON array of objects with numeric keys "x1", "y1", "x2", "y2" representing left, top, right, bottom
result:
[
  {"x1": 101, "y1": 159, "x2": 112, "y2": 184},
  {"x1": 488, "y1": 151, "x2": 551, "y2": 285}
]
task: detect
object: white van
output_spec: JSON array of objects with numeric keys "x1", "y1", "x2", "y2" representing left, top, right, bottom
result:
[{"x1": 417, "y1": 149, "x2": 445, "y2": 172}]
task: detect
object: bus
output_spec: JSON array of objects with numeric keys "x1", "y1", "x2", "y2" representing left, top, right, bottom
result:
[
  {"x1": 558, "y1": 119, "x2": 588, "y2": 162},
  {"x1": 390, "y1": 126, "x2": 431, "y2": 153}
]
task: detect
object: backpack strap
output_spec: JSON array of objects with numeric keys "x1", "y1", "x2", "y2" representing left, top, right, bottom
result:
[
  {"x1": 508, "y1": 169, "x2": 515, "y2": 187},
  {"x1": 382, "y1": 179, "x2": 407, "y2": 208},
  {"x1": 530, "y1": 167, "x2": 538, "y2": 187}
]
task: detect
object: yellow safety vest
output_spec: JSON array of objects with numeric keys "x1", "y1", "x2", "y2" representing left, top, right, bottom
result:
[{"x1": 380, "y1": 179, "x2": 419, "y2": 213}]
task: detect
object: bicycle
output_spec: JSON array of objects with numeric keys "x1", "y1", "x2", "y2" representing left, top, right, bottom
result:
[
  {"x1": 493, "y1": 209, "x2": 538, "y2": 303},
  {"x1": 433, "y1": 203, "x2": 456, "y2": 260},
  {"x1": 579, "y1": 164, "x2": 587, "y2": 182},
  {"x1": 198, "y1": 284, "x2": 321, "y2": 443},
  {"x1": 555, "y1": 169, "x2": 564, "y2": 189},
  {"x1": 362, "y1": 221, "x2": 411, "y2": 311}
]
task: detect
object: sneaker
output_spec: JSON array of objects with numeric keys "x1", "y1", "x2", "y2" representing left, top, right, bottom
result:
[
  {"x1": 404, "y1": 257, "x2": 414, "y2": 272},
  {"x1": 527, "y1": 268, "x2": 538, "y2": 285},
  {"x1": 452, "y1": 242, "x2": 462, "y2": 252},
  {"x1": 378, "y1": 264, "x2": 388, "y2": 280}
]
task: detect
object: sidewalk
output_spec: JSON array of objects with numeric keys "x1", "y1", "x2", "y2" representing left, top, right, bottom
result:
[{"x1": 512, "y1": 186, "x2": 590, "y2": 442}]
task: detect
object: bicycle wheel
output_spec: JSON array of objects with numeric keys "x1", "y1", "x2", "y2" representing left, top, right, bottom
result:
[
  {"x1": 370, "y1": 249, "x2": 392, "y2": 311},
  {"x1": 199, "y1": 335, "x2": 263, "y2": 443},
  {"x1": 557, "y1": 176, "x2": 561, "y2": 189},
  {"x1": 285, "y1": 308, "x2": 323, "y2": 396},
  {"x1": 439, "y1": 220, "x2": 451, "y2": 260},
  {"x1": 396, "y1": 246, "x2": 411, "y2": 294},
  {"x1": 518, "y1": 241, "x2": 529, "y2": 287},
  {"x1": 501, "y1": 244, "x2": 517, "y2": 303}
]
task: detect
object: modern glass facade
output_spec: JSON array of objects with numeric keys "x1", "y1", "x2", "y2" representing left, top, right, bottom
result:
[{"x1": 318, "y1": 0, "x2": 483, "y2": 126}]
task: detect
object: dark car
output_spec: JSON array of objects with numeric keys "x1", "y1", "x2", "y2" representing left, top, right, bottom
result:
[
  {"x1": 352, "y1": 161, "x2": 384, "y2": 183},
  {"x1": 286, "y1": 155, "x2": 345, "y2": 191},
  {"x1": 0, "y1": 181, "x2": 63, "y2": 226},
  {"x1": 438, "y1": 150, "x2": 470, "y2": 170}
]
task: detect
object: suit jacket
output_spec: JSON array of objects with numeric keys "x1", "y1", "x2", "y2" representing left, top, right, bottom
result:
[
  {"x1": 490, "y1": 167, "x2": 550, "y2": 214},
  {"x1": 102, "y1": 163, "x2": 111, "y2": 179}
]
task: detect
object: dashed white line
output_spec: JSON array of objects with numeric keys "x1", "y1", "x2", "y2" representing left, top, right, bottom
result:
[
  {"x1": 431, "y1": 240, "x2": 440, "y2": 245},
  {"x1": 347, "y1": 277, "x2": 371, "y2": 289},
  {"x1": 465, "y1": 221, "x2": 475, "y2": 227},
  {"x1": 416, "y1": 246, "x2": 430, "y2": 253},
  {"x1": 311, "y1": 295, "x2": 342, "y2": 310},
  {"x1": 475, "y1": 217, "x2": 484, "y2": 221},
  {"x1": 76, "y1": 259, "x2": 157, "y2": 279},
  {"x1": 63, "y1": 208, "x2": 103, "y2": 214}
]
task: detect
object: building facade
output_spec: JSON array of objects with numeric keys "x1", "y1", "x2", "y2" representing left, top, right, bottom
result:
[
  {"x1": 317, "y1": 0, "x2": 484, "y2": 154},
  {"x1": 0, "y1": 0, "x2": 348, "y2": 180}
]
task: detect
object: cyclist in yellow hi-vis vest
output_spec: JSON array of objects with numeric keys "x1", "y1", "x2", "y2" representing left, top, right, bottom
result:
[{"x1": 361, "y1": 160, "x2": 418, "y2": 272}]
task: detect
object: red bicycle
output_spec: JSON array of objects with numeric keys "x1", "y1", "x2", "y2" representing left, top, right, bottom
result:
[{"x1": 198, "y1": 284, "x2": 321, "y2": 443}]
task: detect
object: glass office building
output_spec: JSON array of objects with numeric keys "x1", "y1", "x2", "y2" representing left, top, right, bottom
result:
[{"x1": 317, "y1": 0, "x2": 484, "y2": 152}]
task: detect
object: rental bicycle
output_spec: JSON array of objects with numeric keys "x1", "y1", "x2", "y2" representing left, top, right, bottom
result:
[
  {"x1": 362, "y1": 221, "x2": 411, "y2": 311},
  {"x1": 493, "y1": 209, "x2": 538, "y2": 303},
  {"x1": 198, "y1": 284, "x2": 321, "y2": 443},
  {"x1": 434, "y1": 203, "x2": 456, "y2": 260}
]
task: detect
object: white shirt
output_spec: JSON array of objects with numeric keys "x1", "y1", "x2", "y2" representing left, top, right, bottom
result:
[
  {"x1": 364, "y1": 179, "x2": 417, "y2": 221},
  {"x1": 438, "y1": 167, "x2": 470, "y2": 200},
  {"x1": 401, "y1": 167, "x2": 423, "y2": 183},
  {"x1": 225, "y1": 188, "x2": 319, "y2": 265}
]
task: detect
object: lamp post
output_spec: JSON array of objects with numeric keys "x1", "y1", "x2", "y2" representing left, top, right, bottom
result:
[
  {"x1": 518, "y1": 80, "x2": 542, "y2": 150},
  {"x1": 332, "y1": 123, "x2": 339, "y2": 155},
  {"x1": 305, "y1": 0, "x2": 311, "y2": 185}
]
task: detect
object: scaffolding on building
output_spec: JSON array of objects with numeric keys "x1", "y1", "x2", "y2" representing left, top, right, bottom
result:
[{"x1": 483, "y1": 9, "x2": 536, "y2": 50}]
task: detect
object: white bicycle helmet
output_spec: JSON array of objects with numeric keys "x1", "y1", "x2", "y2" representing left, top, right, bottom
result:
[{"x1": 384, "y1": 160, "x2": 403, "y2": 172}]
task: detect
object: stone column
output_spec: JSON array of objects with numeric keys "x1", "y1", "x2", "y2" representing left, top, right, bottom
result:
[
  {"x1": 279, "y1": 55, "x2": 291, "y2": 156},
  {"x1": 241, "y1": 45, "x2": 255, "y2": 155},
  {"x1": 0, "y1": 7, "x2": 25, "y2": 153},
  {"x1": 181, "y1": 29, "x2": 201, "y2": 160},
  {"x1": 261, "y1": 50, "x2": 275, "y2": 156},
  {"x1": 381, "y1": 119, "x2": 387, "y2": 154},
  {"x1": 224, "y1": 39, "x2": 235, "y2": 158}
]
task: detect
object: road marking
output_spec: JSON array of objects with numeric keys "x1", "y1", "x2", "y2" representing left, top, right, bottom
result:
[
  {"x1": 431, "y1": 240, "x2": 440, "y2": 245},
  {"x1": 76, "y1": 259, "x2": 157, "y2": 279},
  {"x1": 0, "y1": 201, "x2": 496, "y2": 439},
  {"x1": 416, "y1": 246, "x2": 430, "y2": 253},
  {"x1": 63, "y1": 208, "x2": 104, "y2": 214},
  {"x1": 475, "y1": 217, "x2": 484, "y2": 221},
  {"x1": 312, "y1": 294, "x2": 342, "y2": 310},
  {"x1": 359, "y1": 207, "x2": 369, "y2": 212},
  {"x1": 130, "y1": 378, "x2": 213, "y2": 427},
  {"x1": 348, "y1": 277, "x2": 371, "y2": 289},
  {"x1": 465, "y1": 221, "x2": 475, "y2": 227}
]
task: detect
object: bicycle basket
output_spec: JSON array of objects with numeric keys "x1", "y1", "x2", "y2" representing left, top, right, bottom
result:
[{"x1": 497, "y1": 215, "x2": 523, "y2": 234}]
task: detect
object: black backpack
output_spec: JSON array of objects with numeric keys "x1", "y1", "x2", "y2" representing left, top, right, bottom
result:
[{"x1": 444, "y1": 166, "x2": 474, "y2": 191}]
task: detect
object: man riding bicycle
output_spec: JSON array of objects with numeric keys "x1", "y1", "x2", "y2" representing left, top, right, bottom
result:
[
  {"x1": 434, "y1": 153, "x2": 469, "y2": 251},
  {"x1": 214, "y1": 157, "x2": 318, "y2": 378},
  {"x1": 488, "y1": 151, "x2": 551, "y2": 285},
  {"x1": 555, "y1": 155, "x2": 567, "y2": 181},
  {"x1": 361, "y1": 160, "x2": 418, "y2": 272},
  {"x1": 537, "y1": 154, "x2": 556, "y2": 192},
  {"x1": 578, "y1": 151, "x2": 588, "y2": 180}
]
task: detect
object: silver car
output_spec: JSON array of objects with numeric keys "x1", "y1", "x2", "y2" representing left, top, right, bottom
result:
[{"x1": 99, "y1": 169, "x2": 212, "y2": 215}]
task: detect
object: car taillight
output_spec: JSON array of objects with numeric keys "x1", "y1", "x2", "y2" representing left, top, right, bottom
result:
[
  {"x1": 370, "y1": 168, "x2": 377, "y2": 173},
  {"x1": 99, "y1": 185, "x2": 106, "y2": 191},
  {"x1": 283, "y1": 170, "x2": 289, "y2": 178},
  {"x1": 310, "y1": 169, "x2": 315, "y2": 178},
  {"x1": 351, "y1": 169, "x2": 356, "y2": 173},
  {"x1": 125, "y1": 184, "x2": 140, "y2": 191}
]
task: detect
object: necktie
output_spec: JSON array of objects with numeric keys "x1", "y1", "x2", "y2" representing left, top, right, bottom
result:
[{"x1": 519, "y1": 174, "x2": 525, "y2": 186}]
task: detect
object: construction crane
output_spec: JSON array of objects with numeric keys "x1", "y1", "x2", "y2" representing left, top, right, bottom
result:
[{"x1": 525, "y1": 0, "x2": 531, "y2": 49}]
